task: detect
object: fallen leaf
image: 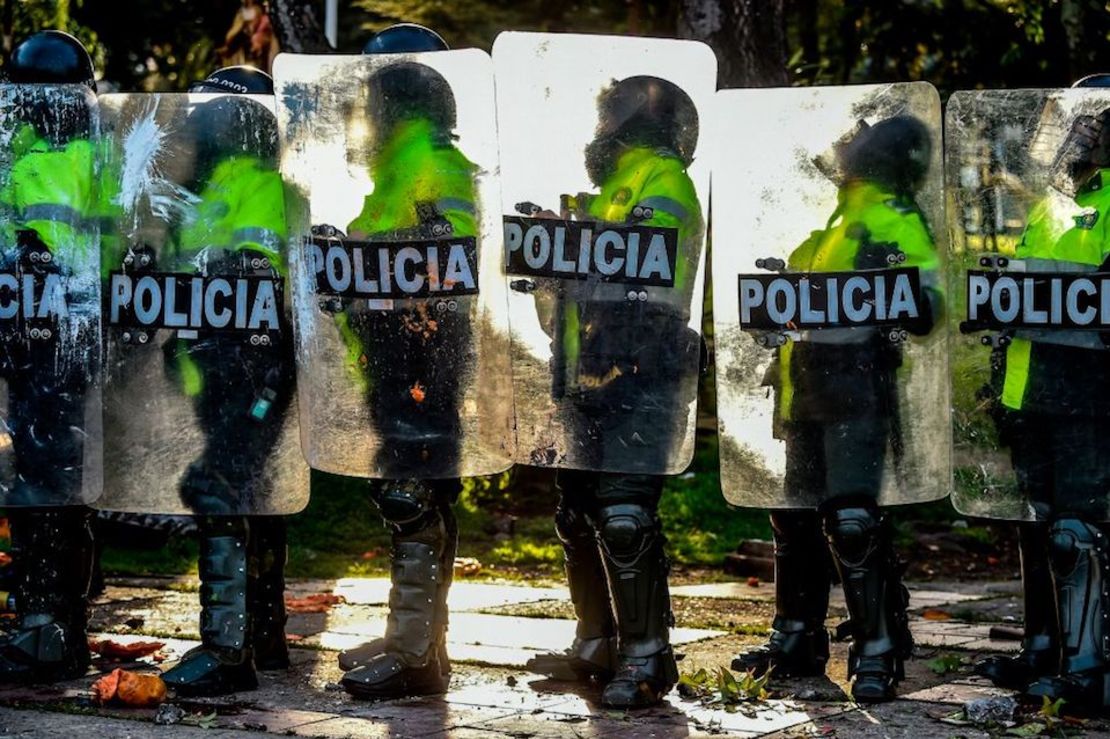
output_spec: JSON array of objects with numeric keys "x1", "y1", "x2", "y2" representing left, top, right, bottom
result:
[
  {"x1": 92, "y1": 668, "x2": 122, "y2": 704},
  {"x1": 746, "y1": 577, "x2": 760, "y2": 588},
  {"x1": 410, "y1": 382, "x2": 426, "y2": 403},
  {"x1": 285, "y1": 593, "x2": 345, "y2": 613},
  {"x1": 454, "y1": 557, "x2": 482, "y2": 577},
  {"x1": 116, "y1": 670, "x2": 167, "y2": 707},
  {"x1": 0, "y1": 552, "x2": 11, "y2": 567},
  {"x1": 987, "y1": 556, "x2": 1001, "y2": 566},
  {"x1": 921, "y1": 608, "x2": 952, "y2": 621},
  {"x1": 285, "y1": 634, "x2": 304, "y2": 642},
  {"x1": 89, "y1": 639, "x2": 166, "y2": 661}
]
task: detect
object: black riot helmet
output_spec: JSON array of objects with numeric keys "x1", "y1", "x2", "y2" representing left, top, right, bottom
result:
[
  {"x1": 837, "y1": 115, "x2": 932, "y2": 195},
  {"x1": 187, "y1": 67, "x2": 279, "y2": 184},
  {"x1": 362, "y1": 23, "x2": 448, "y2": 55},
  {"x1": 7, "y1": 30, "x2": 95, "y2": 90},
  {"x1": 1050, "y1": 109, "x2": 1110, "y2": 194},
  {"x1": 365, "y1": 61, "x2": 456, "y2": 137},
  {"x1": 585, "y1": 75, "x2": 699, "y2": 186},
  {"x1": 189, "y1": 65, "x2": 274, "y2": 95}
]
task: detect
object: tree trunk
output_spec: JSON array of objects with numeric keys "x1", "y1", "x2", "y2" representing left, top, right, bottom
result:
[
  {"x1": 268, "y1": 0, "x2": 330, "y2": 53},
  {"x1": 677, "y1": 0, "x2": 788, "y2": 87}
]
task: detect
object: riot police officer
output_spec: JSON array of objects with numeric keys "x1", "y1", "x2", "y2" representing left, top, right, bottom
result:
[
  {"x1": 969, "y1": 90, "x2": 1110, "y2": 707},
  {"x1": 336, "y1": 23, "x2": 470, "y2": 700},
  {"x1": 525, "y1": 76, "x2": 704, "y2": 708},
  {"x1": 731, "y1": 116, "x2": 940, "y2": 703},
  {"x1": 0, "y1": 30, "x2": 99, "y2": 683},
  {"x1": 159, "y1": 66, "x2": 293, "y2": 696}
]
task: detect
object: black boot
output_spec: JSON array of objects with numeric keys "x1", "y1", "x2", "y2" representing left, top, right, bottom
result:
[
  {"x1": 0, "y1": 508, "x2": 93, "y2": 683},
  {"x1": 250, "y1": 516, "x2": 289, "y2": 671},
  {"x1": 342, "y1": 480, "x2": 453, "y2": 699},
  {"x1": 595, "y1": 499, "x2": 678, "y2": 708},
  {"x1": 823, "y1": 502, "x2": 913, "y2": 703},
  {"x1": 732, "y1": 510, "x2": 831, "y2": 678},
  {"x1": 526, "y1": 500, "x2": 616, "y2": 682},
  {"x1": 976, "y1": 521, "x2": 1059, "y2": 689},
  {"x1": 1026, "y1": 519, "x2": 1110, "y2": 710},
  {"x1": 162, "y1": 517, "x2": 257, "y2": 696}
]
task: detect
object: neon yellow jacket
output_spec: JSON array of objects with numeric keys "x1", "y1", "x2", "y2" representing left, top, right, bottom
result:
[
  {"x1": 562, "y1": 146, "x2": 702, "y2": 387},
  {"x1": 338, "y1": 118, "x2": 479, "y2": 387},
  {"x1": 176, "y1": 155, "x2": 288, "y2": 274},
  {"x1": 777, "y1": 179, "x2": 938, "y2": 421},
  {"x1": 171, "y1": 154, "x2": 288, "y2": 397},
  {"x1": 1000, "y1": 169, "x2": 1110, "y2": 411},
  {"x1": 0, "y1": 124, "x2": 97, "y2": 260}
]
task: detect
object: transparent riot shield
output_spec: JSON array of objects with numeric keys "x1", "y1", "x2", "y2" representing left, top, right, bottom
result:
[
  {"x1": 273, "y1": 51, "x2": 514, "y2": 479},
  {"x1": 0, "y1": 84, "x2": 101, "y2": 507},
  {"x1": 710, "y1": 83, "x2": 950, "y2": 508},
  {"x1": 492, "y1": 32, "x2": 716, "y2": 474},
  {"x1": 96, "y1": 92, "x2": 309, "y2": 516},
  {"x1": 948, "y1": 89, "x2": 1110, "y2": 521}
]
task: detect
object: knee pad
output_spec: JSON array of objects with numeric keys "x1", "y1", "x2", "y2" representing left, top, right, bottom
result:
[
  {"x1": 823, "y1": 503, "x2": 882, "y2": 565},
  {"x1": 597, "y1": 503, "x2": 658, "y2": 564},
  {"x1": 371, "y1": 480, "x2": 437, "y2": 529},
  {"x1": 1048, "y1": 518, "x2": 1103, "y2": 579}
]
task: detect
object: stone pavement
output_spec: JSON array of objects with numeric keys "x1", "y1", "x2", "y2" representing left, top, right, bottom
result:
[{"x1": 0, "y1": 574, "x2": 1107, "y2": 738}]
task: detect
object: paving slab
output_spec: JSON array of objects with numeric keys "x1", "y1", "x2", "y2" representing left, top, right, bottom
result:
[{"x1": 331, "y1": 578, "x2": 570, "y2": 611}]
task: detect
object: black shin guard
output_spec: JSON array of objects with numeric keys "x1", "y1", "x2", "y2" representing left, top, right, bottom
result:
[
  {"x1": 342, "y1": 480, "x2": 453, "y2": 699},
  {"x1": 0, "y1": 507, "x2": 93, "y2": 683},
  {"x1": 163, "y1": 517, "x2": 257, "y2": 696},
  {"x1": 526, "y1": 497, "x2": 616, "y2": 681},
  {"x1": 250, "y1": 516, "x2": 289, "y2": 671},
  {"x1": 1026, "y1": 518, "x2": 1110, "y2": 710},
  {"x1": 823, "y1": 501, "x2": 912, "y2": 703},
  {"x1": 595, "y1": 499, "x2": 677, "y2": 708},
  {"x1": 977, "y1": 521, "x2": 1059, "y2": 688},
  {"x1": 733, "y1": 510, "x2": 832, "y2": 678}
]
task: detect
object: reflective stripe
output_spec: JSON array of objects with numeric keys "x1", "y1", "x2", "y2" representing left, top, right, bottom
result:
[
  {"x1": 1001, "y1": 338, "x2": 1032, "y2": 410},
  {"x1": 778, "y1": 341, "x2": 795, "y2": 422},
  {"x1": 1006, "y1": 257, "x2": 1099, "y2": 273},
  {"x1": 232, "y1": 226, "x2": 284, "y2": 250},
  {"x1": 637, "y1": 196, "x2": 688, "y2": 222},
  {"x1": 21, "y1": 203, "x2": 85, "y2": 227},
  {"x1": 794, "y1": 327, "x2": 880, "y2": 344},
  {"x1": 435, "y1": 198, "x2": 475, "y2": 216}
]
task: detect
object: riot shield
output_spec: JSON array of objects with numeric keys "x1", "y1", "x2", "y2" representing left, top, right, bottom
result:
[
  {"x1": 492, "y1": 32, "x2": 715, "y2": 474},
  {"x1": 710, "y1": 83, "x2": 950, "y2": 509},
  {"x1": 0, "y1": 84, "x2": 101, "y2": 507},
  {"x1": 96, "y1": 92, "x2": 309, "y2": 516},
  {"x1": 273, "y1": 50, "x2": 514, "y2": 479},
  {"x1": 948, "y1": 89, "x2": 1110, "y2": 521}
]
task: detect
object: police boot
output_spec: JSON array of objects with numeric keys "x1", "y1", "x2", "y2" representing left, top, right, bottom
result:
[
  {"x1": 0, "y1": 508, "x2": 93, "y2": 683},
  {"x1": 342, "y1": 481, "x2": 452, "y2": 699},
  {"x1": 732, "y1": 510, "x2": 831, "y2": 678},
  {"x1": 250, "y1": 516, "x2": 289, "y2": 671},
  {"x1": 163, "y1": 517, "x2": 257, "y2": 696},
  {"x1": 823, "y1": 502, "x2": 913, "y2": 704},
  {"x1": 1026, "y1": 519, "x2": 1110, "y2": 710},
  {"x1": 976, "y1": 521, "x2": 1059, "y2": 689},
  {"x1": 526, "y1": 501, "x2": 616, "y2": 682},
  {"x1": 595, "y1": 501, "x2": 678, "y2": 709}
]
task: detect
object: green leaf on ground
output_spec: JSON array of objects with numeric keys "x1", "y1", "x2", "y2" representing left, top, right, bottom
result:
[{"x1": 926, "y1": 653, "x2": 964, "y2": 675}]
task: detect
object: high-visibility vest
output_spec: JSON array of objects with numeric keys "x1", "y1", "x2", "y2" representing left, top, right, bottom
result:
[{"x1": 776, "y1": 179, "x2": 938, "y2": 421}]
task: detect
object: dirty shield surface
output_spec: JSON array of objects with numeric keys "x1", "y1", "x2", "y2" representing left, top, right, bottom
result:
[
  {"x1": 273, "y1": 51, "x2": 514, "y2": 479},
  {"x1": 710, "y1": 83, "x2": 950, "y2": 509},
  {"x1": 948, "y1": 89, "x2": 1110, "y2": 521},
  {"x1": 97, "y1": 93, "x2": 308, "y2": 515},
  {"x1": 493, "y1": 32, "x2": 716, "y2": 475},
  {"x1": 0, "y1": 84, "x2": 102, "y2": 507}
]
